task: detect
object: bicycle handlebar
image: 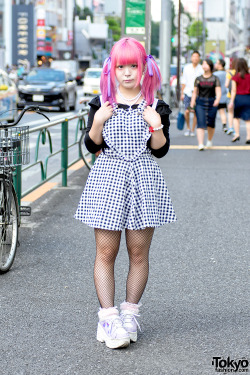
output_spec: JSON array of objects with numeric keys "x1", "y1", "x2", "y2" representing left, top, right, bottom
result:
[{"x1": 0, "y1": 105, "x2": 50, "y2": 128}]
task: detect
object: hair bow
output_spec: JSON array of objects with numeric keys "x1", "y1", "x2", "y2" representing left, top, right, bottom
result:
[
  {"x1": 146, "y1": 55, "x2": 161, "y2": 88},
  {"x1": 103, "y1": 56, "x2": 111, "y2": 97}
]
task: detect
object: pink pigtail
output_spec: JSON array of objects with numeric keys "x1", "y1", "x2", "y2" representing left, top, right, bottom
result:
[
  {"x1": 142, "y1": 55, "x2": 162, "y2": 105},
  {"x1": 100, "y1": 56, "x2": 116, "y2": 104}
]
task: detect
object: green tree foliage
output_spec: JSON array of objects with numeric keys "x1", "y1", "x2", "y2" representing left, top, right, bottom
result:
[
  {"x1": 187, "y1": 20, "x2": 208, "y2": 51},
  {"x1": 106, "y1": 16, "x2": 121, "y2": 42},
  {"x1": 76, "y1": 6, "x2": 93, "y2": 22},
  {"x1": 150, "y1": 1, "x2": 176, "y2": 58},
  {"x1": 151, "y1": 21, "x2": 160, "y2": 57}
]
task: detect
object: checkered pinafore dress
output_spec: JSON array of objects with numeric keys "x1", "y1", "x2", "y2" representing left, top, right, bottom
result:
[{"x1": 75, "y1": 98, "x2": 177, "y2": 230}]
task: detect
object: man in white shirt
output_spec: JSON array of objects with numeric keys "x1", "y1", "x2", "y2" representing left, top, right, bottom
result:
[{"x1": 181, "y1": 51, "x2": 204, "y2": 136}]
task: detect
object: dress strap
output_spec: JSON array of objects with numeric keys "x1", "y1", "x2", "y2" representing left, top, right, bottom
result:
[{"x1": 152, "y1": 98, "x2": 158, "y2": 110}]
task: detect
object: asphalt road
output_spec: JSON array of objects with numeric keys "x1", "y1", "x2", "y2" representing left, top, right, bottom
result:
[{"x1": 0, "y1": 112, "x2": 249, "y2": 375}]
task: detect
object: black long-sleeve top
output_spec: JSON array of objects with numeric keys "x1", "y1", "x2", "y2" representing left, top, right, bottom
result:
[{"x1": 84, "y1": 96, "x2": 172, "y2": 158}]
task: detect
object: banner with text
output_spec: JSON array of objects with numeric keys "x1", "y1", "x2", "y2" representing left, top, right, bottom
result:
[{"x1": 12, "y1": 4, "x2": 35, "y2": 67}]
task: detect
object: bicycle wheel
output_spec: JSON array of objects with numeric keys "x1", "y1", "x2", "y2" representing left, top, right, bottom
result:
[
  {"x1": 79, "y1": 130, "x2": 95, "y2": 170},
  {"x1": 0, "y1": 178, "x2": 19, "y2": 274}
]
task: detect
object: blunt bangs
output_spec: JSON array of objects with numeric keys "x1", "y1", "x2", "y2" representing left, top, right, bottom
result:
[{"x1": 114, "y1": 43, "x2": 142, "y2": 67}]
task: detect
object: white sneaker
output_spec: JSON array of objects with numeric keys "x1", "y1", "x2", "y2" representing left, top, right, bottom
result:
[
  {"x1": 120, "y1": 301, "x2": 141, "y2": 343},
  {"x1": 198, "y1": 144, "x2": 205, "y2": 151},
  {"x1": 97, "y1": 307, "x2": 130, "y2": 349},
  {"x1": 184, "y1": 130, "x2": 191, "y2": 136},
  {"x1": 206, "y1": 140, "x2": 213, "y2": 148},
  {"x1": 190, "y1": 131, "x2": 195, "y2": 136}
]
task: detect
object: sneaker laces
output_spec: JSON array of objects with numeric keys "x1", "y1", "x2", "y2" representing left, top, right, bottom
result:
[{"x1": 120, "y1": 311, "x2": 141, "y2": 332}]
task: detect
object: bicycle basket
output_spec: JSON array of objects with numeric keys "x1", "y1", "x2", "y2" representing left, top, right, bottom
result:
[{"x1": 0, "y1": 126, "x2": 29, "y2": 167}]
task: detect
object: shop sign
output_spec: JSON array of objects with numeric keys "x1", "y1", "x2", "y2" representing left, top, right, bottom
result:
[{"x1": 12, "y1": 4, "x2": 35, "y2": 66}]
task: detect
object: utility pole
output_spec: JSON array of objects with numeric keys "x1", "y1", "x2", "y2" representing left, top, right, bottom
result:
[
  {"x1": 176, "y1": 0, "x2": 181, "y2": 103},
  {"x1": 72, "y1": 0, "x2": 76, "y2": 59},
  {"x1": 202, "y1": 0, "x2": 206, "y2": 58},
  {"x1": 159, "y1": 0, "x2": 172, "y2": 104}
]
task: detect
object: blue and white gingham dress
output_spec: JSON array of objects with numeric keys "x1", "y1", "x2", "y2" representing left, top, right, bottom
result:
[{"x1": 75, "y1": 99, "x2": 177, "y2": 230}]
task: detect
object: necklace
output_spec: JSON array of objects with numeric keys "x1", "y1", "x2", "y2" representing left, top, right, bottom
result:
[{"x1": 117, "y1": 87, "x2": 142, "y2": 106}]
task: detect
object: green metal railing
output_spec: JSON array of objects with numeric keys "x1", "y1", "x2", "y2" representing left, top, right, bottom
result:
[{"x1": 13, "y1": 109, "x2": 89, "y2": 206}]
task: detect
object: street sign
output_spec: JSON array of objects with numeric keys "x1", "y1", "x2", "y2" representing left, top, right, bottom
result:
[
  {"x1": 181, "y1": 34, "x2": 189, "y2": 47},
  {"x1": 173, "y1": 13, "x2": 190, "y2": 28},
  {"x1": 172, "y1": 33, "x2": 189, "y2": 48},
  {"x1": 125, "y1": 0, "x2": 146, "y2": 35}
]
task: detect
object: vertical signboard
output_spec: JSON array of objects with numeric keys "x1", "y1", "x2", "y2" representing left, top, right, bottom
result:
[
  {"x1": 12, "y1": 4, "x2": 35, "y2": 66},
  {"x1": 125, "y1": 0, "x2": 146, "y2": 35},
  {"x1": 121, "y1": 0, "x2": 151, "y2": 53}
]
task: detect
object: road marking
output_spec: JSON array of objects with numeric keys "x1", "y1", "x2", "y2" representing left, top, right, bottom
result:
[
  {"x1": 68, "y1": 159, "x2": 85, "y2": 170},
  {"x1": 21, "y1": 182, "x2": 57, "y2": 203},
  {"x1": 21, "y1": 159, "x2": 86, "y2": 203},
  {"x1": 21, "y1": 143, "x2": 249, "y2": 204},
  {"x1": 170, "y1": 145, "x2": 250, "y2": 150}
]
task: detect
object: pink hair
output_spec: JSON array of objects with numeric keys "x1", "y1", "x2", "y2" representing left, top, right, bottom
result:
[{"x1": 100, "y1": 37, "x2": 162, "y2": 105}]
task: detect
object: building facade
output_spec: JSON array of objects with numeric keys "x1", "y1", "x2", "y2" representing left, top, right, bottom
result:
[
  {"x1": 204, "y1": 0, "x2": 227, "y2": 62},
  {"x1": 226, "y1": 0, "x2": 250, "y2": 62},
  {"x1": 0, "y1": 0, "x2": 76, "y2": 68}
]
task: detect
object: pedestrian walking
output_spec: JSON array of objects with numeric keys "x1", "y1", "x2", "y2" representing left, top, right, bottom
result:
[
  {"x1": 225, "y1": 58, "x2": 237, "y2": 135},
  {"x1": 190, "y1": 59, "x2": 221, "y2": 150},
  {"x1": 181, "y1": 51, "x2": 204, "y2": 136},
  {"x1": 214, "y1": 59, "x2": 228, "y2": 132},
  {"x1": 75, "y1": 37, "x2": 177, "y2": 349},
  {"x1": 228, "y1": 58, "x2": 250, "y2": 143}
]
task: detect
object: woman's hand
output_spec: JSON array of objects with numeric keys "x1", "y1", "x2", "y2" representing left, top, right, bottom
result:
[
  {"x1": 189, "y1": 101, "x2": 195, "y2": 112},
  {"x1": 94, "y1": 101, "x2": 113, "y2": 124},
  {"x1": 213, "y1": 99, "x2": 220, "y2": 107},
  {"x1": 143, "y1": 106, "x2": 161, "y2": 129},
  {"x1": 228, "y1": 100, "x2": 234, "y2": 109}
]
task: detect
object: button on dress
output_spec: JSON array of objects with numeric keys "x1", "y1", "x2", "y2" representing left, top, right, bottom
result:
[{"x1": 75, "y1": 99, "x2": 177, "y2": 230}]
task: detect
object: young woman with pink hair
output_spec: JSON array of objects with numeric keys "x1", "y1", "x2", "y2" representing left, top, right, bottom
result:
[{"x1": 75, "y1": 37, "x2": 176, "y2": 349}]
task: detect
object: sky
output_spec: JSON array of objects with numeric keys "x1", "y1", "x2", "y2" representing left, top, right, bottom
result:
[
  {"x1": 151, "y1": 0, "x2": 197, "y2": 22},
  {"x1": 151, "y1": 0, "x2": 161, "y2": 22}
]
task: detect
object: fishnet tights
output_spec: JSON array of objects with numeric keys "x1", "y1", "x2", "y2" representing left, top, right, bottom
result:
[{"x1": 94, "y1": 227, "x2": 154, "y2": 308}]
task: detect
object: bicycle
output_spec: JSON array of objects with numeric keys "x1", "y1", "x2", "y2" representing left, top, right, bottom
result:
[
  {"x1": 0, "y1": 105, "x2": 50, "y2": 274},
  {"x1": 78, "y1": 97, "x2": 96, "y2": 170}
]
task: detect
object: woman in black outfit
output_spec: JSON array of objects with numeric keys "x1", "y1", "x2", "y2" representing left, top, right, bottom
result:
[{"x1": 190, "y1": 59, "x2": 221, "y2": 150}]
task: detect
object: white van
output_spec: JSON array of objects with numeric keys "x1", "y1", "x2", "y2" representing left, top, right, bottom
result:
[
  {"x1": 50, "y1": 60, "x2": 78, "y2": 80},
  {"x1": 83, "y1": 68, "x2": 102, "y2": 96}
]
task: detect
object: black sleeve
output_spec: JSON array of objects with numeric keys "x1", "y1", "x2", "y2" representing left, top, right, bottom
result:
[
  {"x1": 84, "y1": 96, "x2": 108, "y2": 154},
  {"x1": 147, "y1": 100, "x2": 172, "y2": 158},
  {"x1": 194, "y1": 76, "x2": 200, "y2": 87}
]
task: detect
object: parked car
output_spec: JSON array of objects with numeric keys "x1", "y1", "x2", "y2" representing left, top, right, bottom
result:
[
  {"x1": 18, "y1": 68, "x2": 77, "y2": 111},
  {"x1": 82, "y1": 68, "x2": 102, "y2": 96},
  {"x1": 0, "y1": 69, "x2": 19, "y2": 123}
]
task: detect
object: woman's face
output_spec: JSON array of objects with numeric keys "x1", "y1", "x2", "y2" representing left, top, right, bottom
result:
[
  {"x1": 202, "y1": 60, "x2": 211, "y2": 73},
  {"x1": 115, "y1": 63, "x2": 140, "y2": 90}
]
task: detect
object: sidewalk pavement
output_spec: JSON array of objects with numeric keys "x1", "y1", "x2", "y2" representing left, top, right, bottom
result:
[{"x1": 1, "y1": 114, "x2": 249, "y2": 375}]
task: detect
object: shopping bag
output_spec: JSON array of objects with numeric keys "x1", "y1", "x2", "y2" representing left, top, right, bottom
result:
[{"x1": 177, "y1": 102, "x2": 185, "y2": 131}]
